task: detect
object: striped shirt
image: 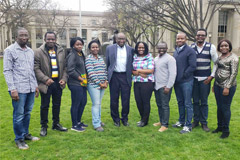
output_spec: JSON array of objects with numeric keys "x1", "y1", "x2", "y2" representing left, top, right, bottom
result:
[
  {"x1": 132, "y1": 53, "x2": 155, "y2": 82},
  {"x1": 3, "y1": 42, "x2": 38, "y2": 93},
  {"x1": 85, "y1": 54, "x2": 107, "y2": 89},
  {"x1": 49, "y1": 50, "x2": 58, "y2": 78}
]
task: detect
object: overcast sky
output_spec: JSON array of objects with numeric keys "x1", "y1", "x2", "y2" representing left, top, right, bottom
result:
[{"x1": 53, "y1": 0, "x2": 108, "y2": 12}]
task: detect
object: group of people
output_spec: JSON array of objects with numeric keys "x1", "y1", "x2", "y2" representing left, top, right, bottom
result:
[{"x1": 3, "y1": 27, "x2": 239, "y2": 150}]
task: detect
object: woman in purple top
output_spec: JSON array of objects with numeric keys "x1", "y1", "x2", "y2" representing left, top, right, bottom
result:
[{"x1": 132, "y1": 42, "x2": 155, "y2": 127}]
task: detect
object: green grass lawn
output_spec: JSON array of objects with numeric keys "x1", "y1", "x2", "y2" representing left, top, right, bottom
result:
[{"x1": 0, "y1": 58, "x2": 239, "y2": 160}]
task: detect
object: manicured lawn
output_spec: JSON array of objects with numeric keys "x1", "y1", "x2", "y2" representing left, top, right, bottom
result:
[{"x1": 0, "y1": 58, "x2": 239, "y2": 160}]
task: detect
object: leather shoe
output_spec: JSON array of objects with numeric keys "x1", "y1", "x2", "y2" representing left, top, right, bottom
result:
[
  {"x1": 137, "y1": 121, "x2": 146, "y2": 127},
  {"x1": 40, "y1": 127, "x2": 47, "y2": 137},
  {"x1": 192, "y1": 121, "x2": 199, "y2": 128},
  {"x1": 202, "y1": 124, "x2": 210, "y2": 132},
  {"x1": 114, "y1": 121, "x2": 120, "y2": 127},
  {"x1": 52, "y1": 124, "x2": 68, "y2": 131},
  {"x1": 220, "y1": 132, "x2": 230, "y2": 139},
  {"x1": 122, "y1": 121, "x2": 129, "y2": 126},
  {"x1": 212, "y1": 128, "x2": 222, "y2": 133}
]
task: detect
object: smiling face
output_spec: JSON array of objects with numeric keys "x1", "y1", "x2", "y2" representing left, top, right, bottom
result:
[
  {"x1": 176, "y1": 33, "x2": 186, "y2": 47},
  {"x1": 16, "y1": 29, "x2": 29, "y2": 47},
  {"x1": 90, "y1": 42, "x2": 100, "y2": 56},
  {"x1": 116, "y1": 33, "x2": 126, "y2": 47},
  {"x1": 137, "y1": 43, "x2": 145, "y2": 56},
  {"x1": 157, "y1": 43, "x2": 168, "y2": 56},
  {"x1": 196, "y1": 30, "x2": 206, "y2": 45},
  {"x1": 73, "y1": 40, "x2": 83, "y2": 52},
  {"x1": 45, "y1": 33, "x2": 56, "y2": 49},
  {"x1": 219, "y1": 41, "x2": 230, "y2": 54}
]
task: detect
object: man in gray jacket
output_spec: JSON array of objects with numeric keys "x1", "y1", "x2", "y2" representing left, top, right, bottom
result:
[{"x1": 34, "y1": 31, "x2": 68, "y2": 136}]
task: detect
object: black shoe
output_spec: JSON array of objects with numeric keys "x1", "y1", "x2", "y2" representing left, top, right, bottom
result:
[
  {"x1": 220, "y1": 132, "x2": 230, "y2": 139},
  {"x1": 122, "y1": 121, "x2": 129, "y2": 126},
  {"x1": 15, "y1": 139, "x2": 29, "y2": 150},
  {"x1": 40, "y1": 127, "x2": 47, "y2": 137},
  {"x1": 52, "y1": 124, "x2": 68, "y2": 132},
  {"x1": 212, "y1": 128, "x2": 222, "y2": 133},
  {"x1": 137, "y1": 121, "x2": 146, "y2": 127},
  {"x1": 202, "y1": 124, "x2": 210, "y2": 132},
  {"x1": 79, "y1": 122, "x2": 88, "y2": 128},
  {"x1": 114, "y1": 121, "x2": 120, "y2": 127},
  {"x1": 24, "y1": 134, "x2": 40, "y2": 141},
  {"x1": 192, "y1": 122, "x2": 199, "y2": 128}
]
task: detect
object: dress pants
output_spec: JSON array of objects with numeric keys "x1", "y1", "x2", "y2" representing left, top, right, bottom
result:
[{"x1": 109, "y1": 72, "x2": 131, "y2": 123}]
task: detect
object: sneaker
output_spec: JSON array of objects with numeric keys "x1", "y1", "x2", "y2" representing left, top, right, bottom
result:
[
  {"x1": 24, "y1": 134, "x2": 40, "y2": 141},
  {"x1": 16, "y1": 140, "x2": 29, "y2": 150},
  {"x1": 52, "y1": 124, "x2": 68, "y2": 131},
  {"x1": 79, "y1": 122, "x2": 88, "y2": 128},
  {"x1": 192, "y1": 122, "x2": 199, "y2": 128},
  {"x1": 137, "y1": 121, "x2": 141, "y2": 125},
  {"x1": 40, "y1": 127, "x2": 47, "y2": 136},
  {"x1": 153, "y1": 122, "x2": 161, "y2": 127},
  {"x1": 137, "y1": 121, "x2": 146, "y2": 127},
  {"x1": 95, "y1": 126, "x2": 104, "y2": 132},
  {"x1": 158, "y1": 126, "x2": 168, "y2": 132},
  {"x1": 180, "y1": 126, "x2": 192, "y2": 134},
  {"x1": 71, "y1": 126, "x2": 85, "y2": 132},
  {"x1": 202, "y1": 124, "x2": 210, "y2": 132},
  {"x1": 172, "y1": 122, "x2": 184, "y2": 128},
  {"x1": 220, "y1": 132, "x2": 230, "y2": 139},
  {"x1": 212, "y1": 128, "x2": 222, "y2": 133}
]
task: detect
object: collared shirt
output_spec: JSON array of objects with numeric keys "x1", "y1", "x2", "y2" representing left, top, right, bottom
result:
[
  {"x1": 176, "y1": 44, "x2": 185, "y2": 53},
  {"x1": 194, "y1": 42, "x2": 218, "y2": 81},
  {"x1": 132, "y1": 53, "x2": 154, "y2": 82},
  {"x1": 114, "y1": 45, "x2": 127, "y2": 72},
  {"x1": 154, "y1": 53, "x2": 176, "y2": 90},
  {"x1": 85, "y1": 54, "x2": 107, "y2": 89},
  {"x1": 3, "y1": 42, "x2": 38, "y2": 93}
]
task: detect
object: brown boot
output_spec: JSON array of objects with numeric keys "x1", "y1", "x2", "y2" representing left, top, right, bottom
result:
[{"x1": 202, "y1": 124, "x2": 210, "y2": 132}]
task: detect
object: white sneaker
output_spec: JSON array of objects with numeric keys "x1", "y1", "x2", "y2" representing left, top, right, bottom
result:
[{"x1": 180, "y1": 126, "x2": 192, "y2": 134}]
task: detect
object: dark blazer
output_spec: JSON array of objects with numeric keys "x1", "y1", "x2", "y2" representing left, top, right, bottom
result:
[
  {"x1": 173, "y1": 44, "x2": 196, "y2": 84},
  {"x1": 106, "y1": 44, "x2": 134, "y2": 86}
]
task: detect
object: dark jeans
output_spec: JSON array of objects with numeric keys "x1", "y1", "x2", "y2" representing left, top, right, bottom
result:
[
  {"x1": 109, "y1": 72, "x2": 131, "y2": 123},
  {"x1": 174, "y1": 79, "x2": 194, "y2": 128},
  {"x1": 134, "y1": 82, "x2": 154, "y2": 124},
  {"x1": 68, "y1": 85, "x2": 87, "y2": 127},
  {"x1": 214, "y1": 84, "x2": 236, "y2": 132},
  {"x1": 192, "y1": 78, "x2": 210, "y2": 125},
  {"x1": 154, "y1": 87, "x2": 172, "y2": 127},
  {"x1": 40, "y1": 79, "x2": 62, "y2": 128}
]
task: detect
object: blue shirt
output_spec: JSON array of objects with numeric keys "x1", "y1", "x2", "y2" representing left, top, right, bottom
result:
[{"x1": 3, "y1": 42, "x2": 38, "y2": 93}]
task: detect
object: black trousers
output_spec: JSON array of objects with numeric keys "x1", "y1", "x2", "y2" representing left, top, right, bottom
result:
[
  {"x1": 109, "y1": 72, "x2": 131, "y2": 123},
  {"x1": 40, "y1": 79, "x2": 62, "y2": 128},
  {"x1": 134, "y1": 82, "x2": 154, "y2": 124}
]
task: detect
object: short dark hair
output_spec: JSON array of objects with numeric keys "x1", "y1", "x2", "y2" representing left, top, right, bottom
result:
[
  {"x1": 15, "y1": 27, "x2": 28, "y2": 37},
  {"x1": 88, "y1": 40, "x2": 100, "y2": 50},
  {"x1": 70, "y1": 37, "x2": 84, "y2": 48},
  {"x1": 197, "y1": 28, "x2": 207, "y2": 36},
  {"x1": 44, "y1": 31, "x2": 57, "y2": 39},
  {"x1": 217, "y1": 39, "x2": 232, "y2": 52},
  {"x1": 135, "y1": 41, "x2": 149, "y2": 56}
]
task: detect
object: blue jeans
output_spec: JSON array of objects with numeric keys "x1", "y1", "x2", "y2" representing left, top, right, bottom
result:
[
  {"x1": 192, "y1": 78, "x2": 210, "y2": 124},
  {"x1": 11, "y1": 92, "x2": 35, "y2": 141},
  {"x1": 174, "y1": 79, "x2": 194, "y2": 128},
  {"x1": 154, "y1": 87, "x2": 172, "y2": 127},
  {"x1": 214, "y1": 84, "x2": 236, "y2": 132},
  {"x1": 87, "y1": 84, "x2": 105, "y2": 128},
  {"x1": 68, "y1": 85, "x2": 87, "y2": 127}
]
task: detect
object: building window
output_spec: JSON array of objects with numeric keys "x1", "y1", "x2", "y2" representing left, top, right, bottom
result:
[
  {"x1": 36, "y1": 28, "x2": 43, "y2": 40},
  {"x1": 102, "y1": 32, "x2": 108, "y2": 42},
  {"x1": 91, "y1": 30, "x2": 98, "y2": 40},
  {"x1": 82, "y1": 29, "x2": 87, "y2": 40},
  {"x1": 69, "y1": 29, "x2": 77, "y2": 39},
  {"x1": 218, "y1": 10, "x2": 228, "y2": 42},
  {"x1": 92, "y1": 20, "x2": 97, "y2": 25}
]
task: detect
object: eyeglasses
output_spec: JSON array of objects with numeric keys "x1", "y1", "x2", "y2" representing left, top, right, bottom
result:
[{"x1": 196, "y1": 34, "x2": 206, "y2": 37}]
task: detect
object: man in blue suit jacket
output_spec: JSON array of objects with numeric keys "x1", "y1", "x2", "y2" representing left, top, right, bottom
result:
[
  {"x1": 172, "y1": 33, "x2": 196, "y2": 134},
  {"x1": 106, "y1": 33, "x2": 134, "y2": 127}
]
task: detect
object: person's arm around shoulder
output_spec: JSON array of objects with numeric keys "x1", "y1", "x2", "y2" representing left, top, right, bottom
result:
[{"x1": 204, "y1": 44, "x2": 218, "y2": 84}]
